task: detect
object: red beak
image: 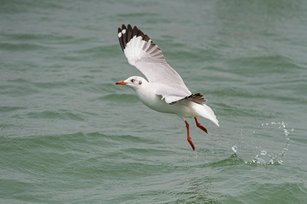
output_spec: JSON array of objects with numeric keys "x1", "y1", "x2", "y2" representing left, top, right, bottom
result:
[{"x1": 115, "y1": 80, "x2": 126, "y2": 85}]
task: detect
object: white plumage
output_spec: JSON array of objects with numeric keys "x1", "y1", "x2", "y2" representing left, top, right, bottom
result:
[{"x1": 115, "y1": 24, "x2": 219, "y2": 150}]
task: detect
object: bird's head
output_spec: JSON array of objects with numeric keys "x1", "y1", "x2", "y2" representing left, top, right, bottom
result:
[{"x1": 115, "y1": 76, "x2": 147, "y2": 90}]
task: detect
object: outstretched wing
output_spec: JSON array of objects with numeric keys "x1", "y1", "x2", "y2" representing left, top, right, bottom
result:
[{"x1": 117, "y1": 24, "x2": 191, "y2": 100}]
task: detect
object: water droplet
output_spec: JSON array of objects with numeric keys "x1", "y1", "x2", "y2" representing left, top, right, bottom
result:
[
  {"x1": 281, "y1": 121, "x2": 286, "y2": 128},
  {"x1": 260, "y1": 150, "x2": 267, "y2": 155},
  {"x1": 232, "y1": 145, "x2": 237, "y2": 153},
  {"x1": 278, "y1": 159, "x2": 283, "y2": 164}
]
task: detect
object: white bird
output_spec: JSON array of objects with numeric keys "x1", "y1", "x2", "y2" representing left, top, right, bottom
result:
[{"x1": 115, "y1": 24, "x2": 219, "y2": 150}]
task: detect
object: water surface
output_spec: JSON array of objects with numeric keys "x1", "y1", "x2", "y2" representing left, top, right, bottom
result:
[{"x1": 1, "y1": 0, "x2": 307, "y2": 203}]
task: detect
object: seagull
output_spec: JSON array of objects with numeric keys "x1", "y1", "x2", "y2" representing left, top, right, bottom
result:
[{"x1": 115, "y1": 24, "x2": 219, "y2": 150}]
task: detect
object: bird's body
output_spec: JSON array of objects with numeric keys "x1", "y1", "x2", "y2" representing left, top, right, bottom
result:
[
  {"x1": 137, "y1": 81, "x2": 191, "y2": 115},
  {"x1": 115, "y1": 24, "x2": 219, "y2": 150},
  {"x1": 136, "y1": 82, "x2": 176, "y2": 114},
  {"x1": 134, "y1": 79, "x2": 215, "y2": 119}
]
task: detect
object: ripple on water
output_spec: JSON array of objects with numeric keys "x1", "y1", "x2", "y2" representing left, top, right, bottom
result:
[
  {"x1": 228, "y1": 54, "x2": 303, "y2": 77},
  {"x1": 25, "y1": 110, "x2": 85, "y2": 121},
  {"x1": 226, "y1": 182, "x2": 307, "y2": 204}
]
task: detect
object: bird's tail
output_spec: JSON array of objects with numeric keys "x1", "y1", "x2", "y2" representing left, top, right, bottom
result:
[{"x1": 192, "y1": 103, "x2": 219, "y2": 127}]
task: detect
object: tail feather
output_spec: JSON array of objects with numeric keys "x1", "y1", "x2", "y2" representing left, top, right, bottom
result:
[{"x1": 192, "y1": 103, "x2": 219, "y2": 127}]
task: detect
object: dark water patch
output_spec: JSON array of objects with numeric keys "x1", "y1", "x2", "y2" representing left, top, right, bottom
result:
[
  {"x1": 117, "y1": 12, "x2": 157, "y2": 19},
  {"x1": 205, "y1": 154, "x2": 246, "y2": 168},
  {"x1": 171, "y1": 176, "x2": 224, "y2": 204},
  {"x1": 110, "y1": 134, "x2": 160, "y2": 145},
  {"x1": 0, "y1": 132, "x2": 116, "y2": 168},
  {"x1": 157, "y1": 39, "x2": 218, "y2": 63},
  {"x1": 84, "y1": 82, "x2": 118, "y2": 93},
  {"x1": 226, "y1": 182, "x2": 307, "y2": 204},
  {"x1": 166, "y1": 47, "x2": 221, "y2": 64},
  {"x1": 0, "y1": 78, "x2": 75, "y2": 98},
  {"x1": 0, "y1": 1, "x2": 35, "y2": 14},
  {"x1": 215, "y1": 101, "x2": 271, "y2": 118},
  {"x1": 0, "y1": 132, "x2": 112, "y2": 201},
  {"x1": 0, "y1": 32, "x2": 93, "y2": 50},
  {"x1": 0, "y1": 42, "x2": 49, "y2": 51},
  {"x1": 50, "y1": 36, "x2": 93, "y2": 45},
  {"x1": 26, "y1": 110, "x2": 85, "y2": 121},
  {"x1": 1, "y1": 32, "x2": 69, "y2": 42},
  {"x1": 77, "y1": 45, "x2": 119, "y2": 58},
  {"x1": 2, "y1": 133, "x2": 168, "y2": 181},
  {"x1": 212, "y1": 86, "x2": 255, "y2": 98},
  {"x1": 121, "y1": 147, "x2": 176, "y2": 163},
  {"x1": 228, "y1": 54, "x2": 302, "y2": 77},
  {"x1": 98, "y1": 93, "x2": 138, "y2": 103},
  {"x1": 174, "y1": 192, "x2": 220, "y2": 204},
  {"x1": 1, "y1": 132, "x2": 104, "y2": 143},
  {"x1": 31, "y1": 81, "x2": 70, "y2": 90},
  {"x1": 6, "y1": 78, "x2": 31, "y2": 83},
  {"x1": 213, "y1": 81, "x2": 306, "y2": 108},
  {"x1": 89, "y1": 160, "x2": 170, "y2": 179},
  {"x1": 0, "y1": 123, "x2": 18, "y2": 130},
  {"x1": 60, "y1": 55, "x2": 85, "y2": 62},
  {"x1": 262, "y1": 93, "x2": 307, "y2": 106},
  {"x1": 1, "y1": 61, "x2": 40, "y2": 73},
  {"x1": 0, "y1": 106, "x2": 25, "y2": 112},
  {"x1": 0, "y1": 178, "x2": 38, "y2": 203},
  {"x1": 124, "y1": 147, "x2": 174, "y2": 155},
  {"x1": 0, "y1": 1, "x2": 64, "y2": 14},
  {"x1": 290, "y1": 127, "x2": 307, "y2": 144},
  {"x1": 2, "y1": 132, "x2": 159, "y2": 151},
  {"x1": 28, "y1": 0, "x2": 65, "y2": 10},
  {"x1": 0, "y1": 84, "x2": 38, "y2": 97}
]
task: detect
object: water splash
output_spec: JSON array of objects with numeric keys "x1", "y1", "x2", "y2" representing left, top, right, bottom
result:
[
  {"x1": 232, "y1": 121, "x2": 293, "y2": 166},
  {"x1": 231, "y1": 145, "x2": 238, "y2": 154}
]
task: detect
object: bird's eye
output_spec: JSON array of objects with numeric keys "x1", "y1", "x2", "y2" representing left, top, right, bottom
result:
[
  {"x1": 131, "y1": 79, "x2": 135, "y2": 83},
  {"x1": 138, "y1": 81, "x2": 142, "y2": 85}
]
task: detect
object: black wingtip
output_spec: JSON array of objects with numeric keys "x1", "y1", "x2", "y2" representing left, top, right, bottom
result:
[
  {"x1": 117, "y1": 27, "x2": 124, "y2": 51},
  {"x1": 117, "y1": 24, "x2": 157, "y2": 52},
  {"x1": 170, "y1": 93, "x2": 206, "y2": 105}
]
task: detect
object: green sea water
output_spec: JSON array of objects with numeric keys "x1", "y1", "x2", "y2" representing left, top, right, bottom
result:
[{"x1": 1, "y1": 0, "x2": 307, "y2": 203}]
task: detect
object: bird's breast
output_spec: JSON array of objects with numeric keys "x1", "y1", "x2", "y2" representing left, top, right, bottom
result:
[
  {"x1": 135, "y1": 89, "x2": 196, "y2": 117},
  {"x1": 136, "y1": 89, "x2": 175, "y2": 114}
]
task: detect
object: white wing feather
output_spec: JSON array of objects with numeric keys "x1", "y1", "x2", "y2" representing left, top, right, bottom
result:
[{"x1": 118, "y1": 25, "x2": 191, "y2": 103}]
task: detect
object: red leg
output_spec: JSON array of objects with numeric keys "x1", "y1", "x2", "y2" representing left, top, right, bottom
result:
[
  {"x1": 194, "y1": 117, "x2": 208, "y2": 133},
  {"x1": 184, "y1": 119, "x2": 195, "y2": 151}
]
